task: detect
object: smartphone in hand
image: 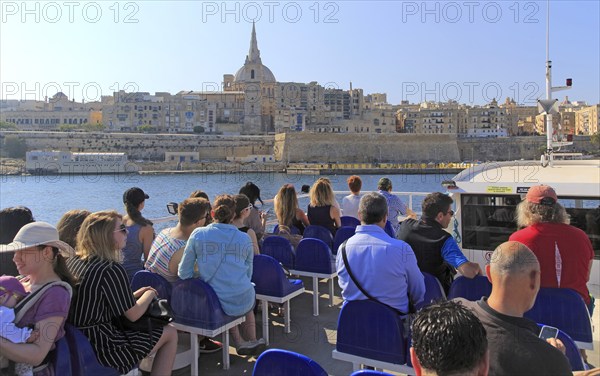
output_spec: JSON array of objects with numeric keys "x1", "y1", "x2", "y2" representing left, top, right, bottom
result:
[{"x1": 539, "y1": 325, "x2": 559, "y2": 340}]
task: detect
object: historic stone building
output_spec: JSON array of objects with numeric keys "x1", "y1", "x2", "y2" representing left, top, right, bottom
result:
[{"x1": 224, "y1": 22, "x2": 277, "y2": 134}]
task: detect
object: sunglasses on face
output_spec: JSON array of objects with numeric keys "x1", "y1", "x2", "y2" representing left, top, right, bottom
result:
[
  {"x1": 447, "y1": 210, "x2": 455, "y2": 216},
  {"x1": 114, "y1": 224, "x2": 128, "y2": 234}
]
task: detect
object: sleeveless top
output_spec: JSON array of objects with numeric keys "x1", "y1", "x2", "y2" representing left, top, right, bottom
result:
[
  {"x1": 307, "y1": 205, "x2": 336, "y2": 235},
  {"x1": 145, "y1": 228, "x2": 187, "y2": 283},
  {"x1": 238, "y1": 226, "x2": 249, "y2": 233},
  {"x1": 121, "y1": 223, "x2": 144, "y2": 282}
]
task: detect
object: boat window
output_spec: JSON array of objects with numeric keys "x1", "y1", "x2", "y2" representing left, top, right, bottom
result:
[
  {"x1": 461, "y1": 194, "x2": 519, "y2": 251},
  {"x1": 461, "y1": 195, "x2": 600, "y2": 259},
  {"x1": 560, "y1": 197, "x2": 600, "y2": 259}
]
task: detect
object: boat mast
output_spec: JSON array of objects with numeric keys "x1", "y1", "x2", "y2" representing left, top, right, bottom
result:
[{"x1": 540, "y1": 0, "x2": 573, "y2": 166}]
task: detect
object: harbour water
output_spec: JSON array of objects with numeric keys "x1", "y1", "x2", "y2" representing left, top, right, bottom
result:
[{"x1": 0, "y1": 172, "x2": 452, "y2": 226}]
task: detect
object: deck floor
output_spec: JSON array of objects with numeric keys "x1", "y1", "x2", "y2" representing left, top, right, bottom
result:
[{"x1": 167, "y1": 279, "x2": 600, "y2": 376}]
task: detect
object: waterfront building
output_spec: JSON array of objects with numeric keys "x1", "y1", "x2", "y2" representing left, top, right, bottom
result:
[
  {"x1": 466, "y1": 99, "x2": 508, "y2": 138},
  {"x1": 0, "y1": 92, "x2": 104, "y2": 131},
  {"x1": 576, "y1": 104, "x2": 600, "y2": 135},
  {"x1": 501, "y1": 98, "x2": 538, "y2": 136}
]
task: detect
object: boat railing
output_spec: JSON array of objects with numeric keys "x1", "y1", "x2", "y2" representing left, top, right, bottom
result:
[{"x1": 149, "y1": 191, "x2": 431, "y2": 227}]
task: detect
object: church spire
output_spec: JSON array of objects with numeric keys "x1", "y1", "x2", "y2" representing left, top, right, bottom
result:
[{"x1": 246, "y1": 21, "x2": 262, "y2": 65}]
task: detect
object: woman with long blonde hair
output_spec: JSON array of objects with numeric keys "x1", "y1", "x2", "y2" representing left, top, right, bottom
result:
[
  {"x1": 307, "y1": 178, "x2": 341, "y2": 235},
  {"x1": 274, "y1": 184, "x2": 309, "y2": 235},
  {"x1": 67, "y1": 210, "x2": 177, "y2": 375}
]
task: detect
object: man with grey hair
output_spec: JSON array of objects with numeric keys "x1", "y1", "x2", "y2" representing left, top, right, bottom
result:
[
  {"x1": 336, "y1": 192, "x2": 425, "y2": 313},
  {"x1": 456, "y1": 241, "x2": 571, "y2": 376}
]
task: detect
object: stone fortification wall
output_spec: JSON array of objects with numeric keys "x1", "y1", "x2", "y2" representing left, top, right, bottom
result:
[
  {"x1": 1, "y1": 131, "x2": 274, "y2": 160},
  {"x1": 457, "y1": 136, "x2": 596, "y2": 162},
  {"x1": 274, "y1": 133, "x2": 461, "y2": 163}
]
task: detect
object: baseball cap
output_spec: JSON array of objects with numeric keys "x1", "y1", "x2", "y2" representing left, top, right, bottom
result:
[
  {"x1": 525, "y1": 185, "x2": 558, "y2": 205},
  {"x1": 123, "y1": 187, "x2": 149, "y2": 206}
]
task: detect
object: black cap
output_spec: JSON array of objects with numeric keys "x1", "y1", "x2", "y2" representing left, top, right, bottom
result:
[
  {"x1": 123, "y1": 187, "x2": 149, "y2": 206},
  {"x1": 239, "y1": 182, "x2": 263, "y2": 205}
]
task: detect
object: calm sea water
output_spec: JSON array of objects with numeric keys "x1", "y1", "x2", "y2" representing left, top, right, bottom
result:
[{"x1": 0, "y1": 172, "x2": 454, "y2": 228}]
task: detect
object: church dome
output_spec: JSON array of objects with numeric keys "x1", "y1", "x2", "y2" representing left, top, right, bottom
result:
[
  {"x1": 233, "y1": 22, "x2": 276, "y2": 84},
  {"x1": 234, "y1": 65, "x2": 276, "y2": 83}
]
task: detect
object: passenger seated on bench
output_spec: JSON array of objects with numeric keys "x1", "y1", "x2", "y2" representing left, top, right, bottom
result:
[
  {"x1": 411, "y1": 300, "x2": 489, "y2": 376},
  {"x1": 146, "y1": 198, "x2": 211, "y2": 284},
  {"x1": 67, "y1": 210, "x2": 177, "y2": 375},
  {"x1": 457, "y1": 241, "x2": 571, "y2": 376},
  {"x1": 0, "y1": 222, "x2": 75, "y2": 376},
  {"x1": 341, "y1": 175, "x2": 362, "y2": 220},
  {"x1": 510, "y1": 185, "x2": 595, "y2": 315},
  {"x1": 179, "y1": 195, "x2": 266, "y2": 356},
  {"x1": 233, "y1": 195, "x2": 261, "y2": 255},
  {"x1": 307, "y1": 178, "x2": 341, "y2": 236},
  {"x1": 336, "y1": 192, "x2": 425, "y2": 314},
  {"x1": 274, "y1": 184, "x2": 309, "y2": 236},
  {"x1": 56, "y1": 209, "x2": 91, "y2": 249}
]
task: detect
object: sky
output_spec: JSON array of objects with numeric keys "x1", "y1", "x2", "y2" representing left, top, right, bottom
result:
[{"x1": 1, "y1": 0, "x2": 598, "y2": 106}]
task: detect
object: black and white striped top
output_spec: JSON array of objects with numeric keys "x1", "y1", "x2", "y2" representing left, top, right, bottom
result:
[{"x1": 66, "y1": 256, "x2": 162, "y2": 374}]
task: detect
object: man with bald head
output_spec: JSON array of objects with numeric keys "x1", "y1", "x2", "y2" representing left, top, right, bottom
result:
[{"x1": 456, "y1": 241, "x2": 571, "y2": 376}]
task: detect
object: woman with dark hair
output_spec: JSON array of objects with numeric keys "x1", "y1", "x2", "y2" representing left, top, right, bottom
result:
[
  {"x1": 274, "y1": 184, "x2": 309, "y2": 235},
  {"x1": 0, "y1": 222, "x2": 75, "y2": 375},
  {"x1": 238, "y1": 182, "x2": 266, "y2": 241},
  {"x1": 232, "y1": 194, "x2": 260, "y2": 254},
  {"x1": 0, "y1": 206, "x2": 35, "y2": 276},
  {"x1": 179, "y1": 195, "x2": 265, "y2": 356},
  {"x1": 56, "y1": 209, "x2": 91, "y2": 249},
  {"x1": 121, "y1": 187, "x2": 155, "y2": 281},
  {"x1": 67, "y1": 210, "x2": 177, "y2": 375}
]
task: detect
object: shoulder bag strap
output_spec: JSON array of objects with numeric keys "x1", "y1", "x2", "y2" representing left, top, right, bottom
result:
[{"x1": 341, "y1": 240, "x2": 406, "y2": 316}]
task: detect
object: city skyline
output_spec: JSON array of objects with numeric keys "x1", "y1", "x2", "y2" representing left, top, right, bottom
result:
[{"x1": 1, "y1": 1, "x2": 599, "y2": 106}]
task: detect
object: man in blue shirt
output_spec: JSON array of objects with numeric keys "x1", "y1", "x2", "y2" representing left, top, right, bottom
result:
[
  {"x1": 336, "y1": 192, "x2": 425, "y2": 313},
  {"x1": 377, "y1": 177, "x2": 416, "y2": 235},
  {"x1": 397, "y1": 192, "x2": 482, "y2": 294}
]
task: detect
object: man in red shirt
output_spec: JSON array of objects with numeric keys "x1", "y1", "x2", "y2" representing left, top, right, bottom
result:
[{"x1": 510, "y1": 185, "x2": 594, "y2": 314}]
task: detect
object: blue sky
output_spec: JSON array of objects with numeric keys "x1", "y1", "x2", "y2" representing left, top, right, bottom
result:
[{"x1": 1, "y1": 1, "x2": 598, "y2": 105}]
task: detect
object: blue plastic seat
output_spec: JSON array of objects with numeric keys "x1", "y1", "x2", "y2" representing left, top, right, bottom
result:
[
  {"x1": 351, "y1": 370, "x2": 394, "y2": 376},
  {"x1": 341, "y1": 216, "x2": 361, "y2": 228},
  {"x1": 252, "y1": 254, "x2": 305, "y2": 344},
  {"x1": 447, "y1": 275, "x2": 492, "y2": 301},
  {"x1": 262, "y1": 235, "x2": 296, "y2": 269},
  {"x1": 333, "y1": 300, "x2": 413, "y2": 374},
  {"x1": 333, "y1": 226, "x2": 356, "y2": 255},
  {"x1": 384, "y1": 221, "x2": 395, "y2": 238},
  {"x1": 170, "y1": 278, "x2": 246, "y2": 372},
  {"x1": 536, "y1": 324, "x2": 585, "y2": 371},
  {"x1": 252, "y1": 349, "x2": 327, "y2": 376},
  {"x1": 289, "y1": 238, "x2": 337, "y2": 316},
  {"x1": 63, "y1": 323, "x2": 120, "y2": 376},
  {"x1": 303, "y1": 225, "x2": 334, "y2": 250},
  {"x1": 51, "y1": 336, "x2": 72, "y2": 376},
  {"x1": 273, "y1": 224, "x2": 301, "y2": 235},
  {"x1": 131, "y1": 270, "x2": 172, "y2": 300},
  {"x1": 525, "y1": 288, "x2": 593, "y2": 350},
  {"x1": 415, "y1": 272, "x2": 446, "y2": 310}
]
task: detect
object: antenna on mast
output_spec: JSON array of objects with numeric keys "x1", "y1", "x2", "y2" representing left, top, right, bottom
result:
[{"x1": 538, "y1": 0, "x2": 573, "y2": 167}]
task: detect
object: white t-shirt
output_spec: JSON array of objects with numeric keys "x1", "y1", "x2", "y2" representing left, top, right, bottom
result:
[{"x1": 341, "y1": 194, "x2": 361, "y2": 219}]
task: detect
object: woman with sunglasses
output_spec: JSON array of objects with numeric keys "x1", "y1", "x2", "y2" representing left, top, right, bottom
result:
[
  {"x1": 0, "y1": 222, "x2": 75, "y2": 376},
  {"x1": 121, "y1": 187, "x2": 155, "y2": 282},
  {"x1": 232, "y1": 194, "x2": 260, "y2": 255},
  {"x1": 66, "y1": 210, "x2": 177, "y2": 375},
  {"x1": 179, "y1": 194, "x2": 266, "y2": 356}
]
